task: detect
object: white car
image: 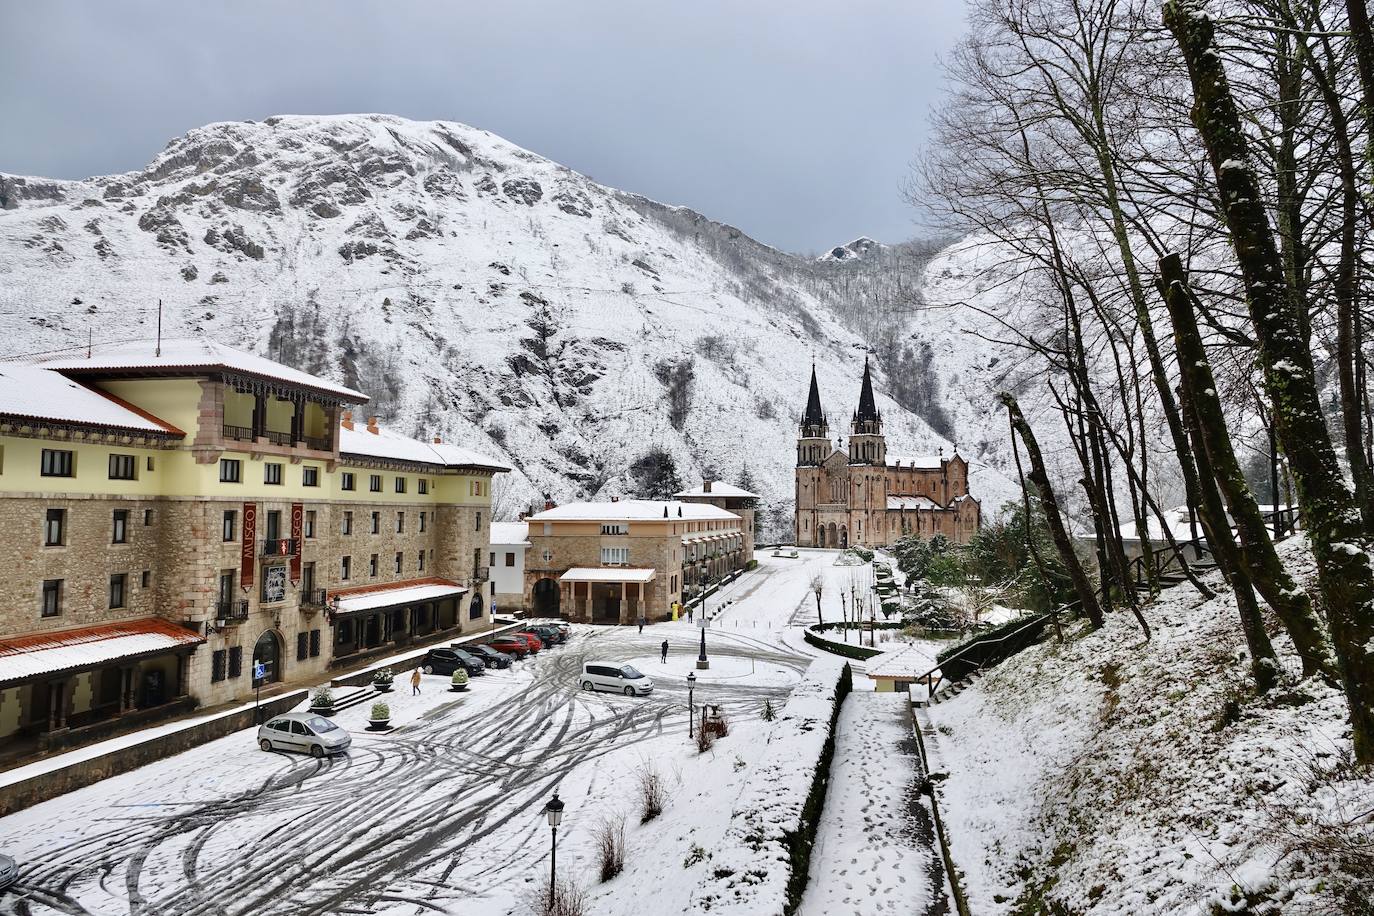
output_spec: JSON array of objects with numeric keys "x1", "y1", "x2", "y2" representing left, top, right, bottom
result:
[
  {"x1": 580, "y1": 663, "x2": 654, "y2": 696},
  {"x1": 0, "y1": 852, "x2": 17, "y2": 891},
  {"x1": 257, "y1": 712, "x2": 352, "y2": 757}
]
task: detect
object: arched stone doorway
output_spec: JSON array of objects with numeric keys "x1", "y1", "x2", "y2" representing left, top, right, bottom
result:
[
  {"x1": 532, "y1": 578, "x2": 560, "y2": 616},
  {"x1": 818, "y1": 525, "x2": 826, "y2": 547},
  {"x1": 469, "y1": 592, "x2": 484, "y2": 621},
  {"x1": 827, "y1": 522, "x2": 838, "y2": 547},
  {"x1": 840, "y1": 526, "x2": 849, "y2": 548},
  {"x1": 252, "y1": 630, "x2": 283, "y2": 686}
]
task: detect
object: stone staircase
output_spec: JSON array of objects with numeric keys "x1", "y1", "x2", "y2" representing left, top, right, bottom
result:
[{"x1": 912, "y1": 671, "x2": 985, "y2": 708}]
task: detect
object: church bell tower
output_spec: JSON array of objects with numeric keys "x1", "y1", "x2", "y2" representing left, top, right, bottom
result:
[
  {"x1": 797, "y1": 364, "x2": 830, "y2": 466},
  {"x1": 848, "y1": 358, "x2": 886, "y2": 465}
]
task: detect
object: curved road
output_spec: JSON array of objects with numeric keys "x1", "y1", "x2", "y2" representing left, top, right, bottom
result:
[{"x1": 0, "y1": 624, "x2": 810, "y2": 916}]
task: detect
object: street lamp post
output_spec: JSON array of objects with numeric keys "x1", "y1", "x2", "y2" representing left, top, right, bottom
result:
[
  {"x1": 544, "y1": 791, "x2": 564, "y2": 910},
  {"x1": 696, "y1": 576, "x2": 710, "y2": 670},
  {"x1": 687, "y1": 672, "x2": 696, "y2": 737}
]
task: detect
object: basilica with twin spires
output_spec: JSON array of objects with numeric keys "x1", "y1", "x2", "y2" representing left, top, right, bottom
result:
[{"x1": 794, "y1": 360, "x2": 981, "y2": 548}]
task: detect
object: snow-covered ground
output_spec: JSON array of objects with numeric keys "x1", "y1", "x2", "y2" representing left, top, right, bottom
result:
[
  {"x1": 921, "y1": 537, "x2": 1374, "y2": 915},
  {"x1": 0, "y1": 550, "x2": 947, "y2": 916},
  {"x1": 798, "y1": 692, "x2": 948, "y2": 916}
]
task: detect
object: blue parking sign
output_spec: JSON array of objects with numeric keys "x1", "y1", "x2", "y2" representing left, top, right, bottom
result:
[{"x1": 254, "y1": 661, "x2": 266, "y2": 681}]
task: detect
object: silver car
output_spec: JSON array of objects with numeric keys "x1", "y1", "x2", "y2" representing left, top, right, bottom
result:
[
  {"x1": 257, "y1": 712, "x2": 351, "y2": 758},
  {"x1": 0, "y1": 852, "x2": 17, "y2": 891}
]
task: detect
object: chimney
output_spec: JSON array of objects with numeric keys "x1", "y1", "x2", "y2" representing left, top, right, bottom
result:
[
  {"x1": 341, "y1": 410, "x2": 354, "y2": 431},
  {"x1": 611, "y1": 495, "x2": 619, "y2": 502},
  {"x1": 543, "y1": 493, "x2": 555, "y2": 511},
  {"x1": 703, "y1": 478, "x2": 712, "y2": 494},
  {"x1": 367, "y1": 416, "x2": 379, "y2": 435},
  {"x1": 433, "y1": 435, "x2": 443, "y2": 444}
]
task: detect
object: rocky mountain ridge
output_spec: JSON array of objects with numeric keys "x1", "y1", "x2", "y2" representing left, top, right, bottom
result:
[{"x1": 0, "y1": 113, "x2": 1021, "y2": 536}]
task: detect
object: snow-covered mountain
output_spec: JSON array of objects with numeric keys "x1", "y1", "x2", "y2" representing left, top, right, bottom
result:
[
  {"x1": 0, "y1": 114, "x2": 1020, "y2": 535},
  {"x1": 817, "y1": 236, "x2": 887, "y2": 263}
]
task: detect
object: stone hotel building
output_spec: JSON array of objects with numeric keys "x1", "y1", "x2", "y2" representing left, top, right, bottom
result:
[
  {"x1": 0, "y1": 339, "x2": 506, "y2": 752},
  {"x1": 521, "y1": 499, "x2": 748, "y2": 623}
]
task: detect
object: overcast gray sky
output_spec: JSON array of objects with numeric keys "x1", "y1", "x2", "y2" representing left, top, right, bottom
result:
[{"x1": 0, "y1": 0, "x2": 966, "y2": 253}]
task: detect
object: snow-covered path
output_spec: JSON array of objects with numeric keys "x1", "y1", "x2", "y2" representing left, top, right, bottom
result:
[{"x1": 798, "y1": 692, "x2": 949, "y2": 916}]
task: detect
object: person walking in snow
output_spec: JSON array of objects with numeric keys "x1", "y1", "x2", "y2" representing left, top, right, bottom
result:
[
  {"x1": 638, "y1": 616, "x2": 646, "y2": 634},
  {"x1": 411, "y1": 668, "x2": 422, "y2": 696},
  {"x1": 660, "y1": 640, "x2": 669, "y2": 663}
]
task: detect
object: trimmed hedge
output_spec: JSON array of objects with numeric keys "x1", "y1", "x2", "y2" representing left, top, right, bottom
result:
[
  {"x1": 783, "y1": 662, "x2": 852, "y2": 914},
  {"x1": 804, "y1": 627, "x2": 883, "y2": 661}
]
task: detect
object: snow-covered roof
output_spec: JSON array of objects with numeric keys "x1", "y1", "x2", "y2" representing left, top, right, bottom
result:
[
  {"x1": 887, "y1": 455, "x2": 945, "y2": 470},
  {"x1": 332, "y1": 578, "x2": 467, "y2": 615},
  {"x1": 527, "y1": 500, "x2": 741, "y2": 523},
  {"x1": 674, "y1": 481, "x2": 759, "y2": 499},
  {"x1": 25, "y1": 338, "x2": 367, "y2": 402},
  {"x1": 338, "y1": 422, "x2": 510, "y2": 472},
  {"x1": 0, "y1": 365, "x2": 185, "y2": 435},
  {"x1": 560, "y1": 567, "x2": 657, "y2": 583},
  {"x1": 0, "y1": 618, "x2": 205, "y2": 686},
  {"x1": 867, "y1": 642, "x2": 940, "y2": 680},
  {"x1": 888, "y1": 495, "x2": 942, "y2": 511},
  {"x1": 490, "y1": 521, "x2": 530, "y2": 546}
]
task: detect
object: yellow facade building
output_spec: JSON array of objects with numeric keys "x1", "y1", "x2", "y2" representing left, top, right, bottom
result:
[{"x1": 0, "y1": 339, "x2": 506, "y2": 754}]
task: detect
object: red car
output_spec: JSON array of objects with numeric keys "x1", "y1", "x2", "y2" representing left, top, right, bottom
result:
[
  {"x1": 488, "y1": 637, "x2": 529, "y2": 659},
  {"x1": 509, "y1": 632, "x2": 543, "y2": 653}
]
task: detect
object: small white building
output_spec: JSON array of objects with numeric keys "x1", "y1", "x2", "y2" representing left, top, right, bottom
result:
[{"x1": 488, "y1": 521, "x2": 530, "y2": 614}]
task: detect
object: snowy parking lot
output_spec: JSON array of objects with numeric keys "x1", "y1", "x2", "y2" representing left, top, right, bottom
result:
[{"x1": 0, "y1": 552, "x2": 861, "y2": 916}]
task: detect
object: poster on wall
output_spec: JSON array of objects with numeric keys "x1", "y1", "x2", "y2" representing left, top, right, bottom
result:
[
  {"x1": 263, "y1": 565, "x2": 287, "y2": 604},
  {"x1": 241, "y1": 502, "x2": 257, "y2": 590}
]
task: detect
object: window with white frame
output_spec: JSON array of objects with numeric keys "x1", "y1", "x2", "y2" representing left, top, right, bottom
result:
[{"x1": 601, "y1": 546, "x2": 629, "y2": 566}]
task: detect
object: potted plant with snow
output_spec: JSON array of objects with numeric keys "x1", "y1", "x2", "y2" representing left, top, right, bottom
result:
[
  {"x1": 367, "y1": 701, "x2": 391, "y2": 731},
  {"x1": 309, "y1": 685, "x2": 335, "y2": 717},
  {"x1": 371, "y1": 668, "x2": 394, "y2": 693},
  {"x1": 450, "y1": 669, "x2": 469, "y2": 692}
]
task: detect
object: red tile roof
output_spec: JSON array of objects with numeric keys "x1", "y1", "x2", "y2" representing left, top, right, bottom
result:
[{"x1": 0, "y1": 618, "x2": 205, "y2": 686}]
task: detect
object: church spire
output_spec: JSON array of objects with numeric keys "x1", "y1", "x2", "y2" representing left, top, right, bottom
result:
[
  {"x1": 854, "y1": 356, "x2": 880, "y2": 423},
  {"x1": 802, "y1": 363, "x2": 826, "y2": 430}
]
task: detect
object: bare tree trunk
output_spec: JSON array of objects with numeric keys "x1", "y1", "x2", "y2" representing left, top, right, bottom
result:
[
  {"x1": 1164, "y1": 2, "x2": 1374, "y2": 761},
  {"x1": 1001, "y1": 393, "x2": 1105, "y2": 629},
  {"x1": 1301, "y1": 33, "x2": 1374, "y2": 532},
  {"x1": 1157, "y1": 253, "x2": 1336, "y2": 679},
  {"x1": 1182, "y1": 376, "x2": 1280, "y2": 694}
]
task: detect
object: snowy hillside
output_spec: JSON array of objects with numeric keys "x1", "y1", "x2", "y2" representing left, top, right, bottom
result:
[{"x1": 0, "y1": 114, "x2": 1019, "y2": 532}]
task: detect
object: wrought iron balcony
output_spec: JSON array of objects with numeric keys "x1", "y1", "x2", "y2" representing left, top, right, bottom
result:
[
  {"x1": 302, "y1": 434, "x2": 332, "y2": 451},
  {"x1": 216, "y1": 598, "x2": 250, "y2": 621},
  {"x1": 261, "y1": 538, "x2": 300, "y2": 557},
  {"x1": 300, "y1": 587, "x2": 327, "y2": 610}
]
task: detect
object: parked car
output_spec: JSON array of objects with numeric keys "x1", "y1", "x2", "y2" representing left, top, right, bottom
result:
[
  {"x1": 526, "y1": 621, "x2": 569, "y2": 642},
  {"x1": 580, "y1": 662, "x2": 654, "y2": 696},
  {"x1": 258, "y1": 712, "x2": 352, "y2": 758},
  {"x1": 423, "y1": 647, "x2": 485, "y2": 677},
  {"x1": 469, "y1": 645, "x2": 513, "y2": 669},
  {"x1": 0, "y1": 853, "x2": 17, "y2": 891},
  {"x1": 488, "y1": 637, "x2": 528, "y2": 659},
  {"x1": 523, "y1": 625, "x2": 564, "y2": 646},
  {"x1": 509, "y1": 632, "x2": 543, "y2": 653},
  {"x1": 527, "y1": 620, "x2": 566, "y2": 642}
]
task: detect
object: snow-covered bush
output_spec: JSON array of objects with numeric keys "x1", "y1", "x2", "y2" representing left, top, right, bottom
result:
[
  {"x1": 636, "y1": 760, "x2": 665, "y2": 822},
  {"x1": 594, "y1": 815, "x2": 626, "y2": 882},
  {"x1": 369, "y1": 701, "x2": 389, "y2": 720},
  {"x1": 309, "y1": 686, "x2": 333, "y2": 708}
]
